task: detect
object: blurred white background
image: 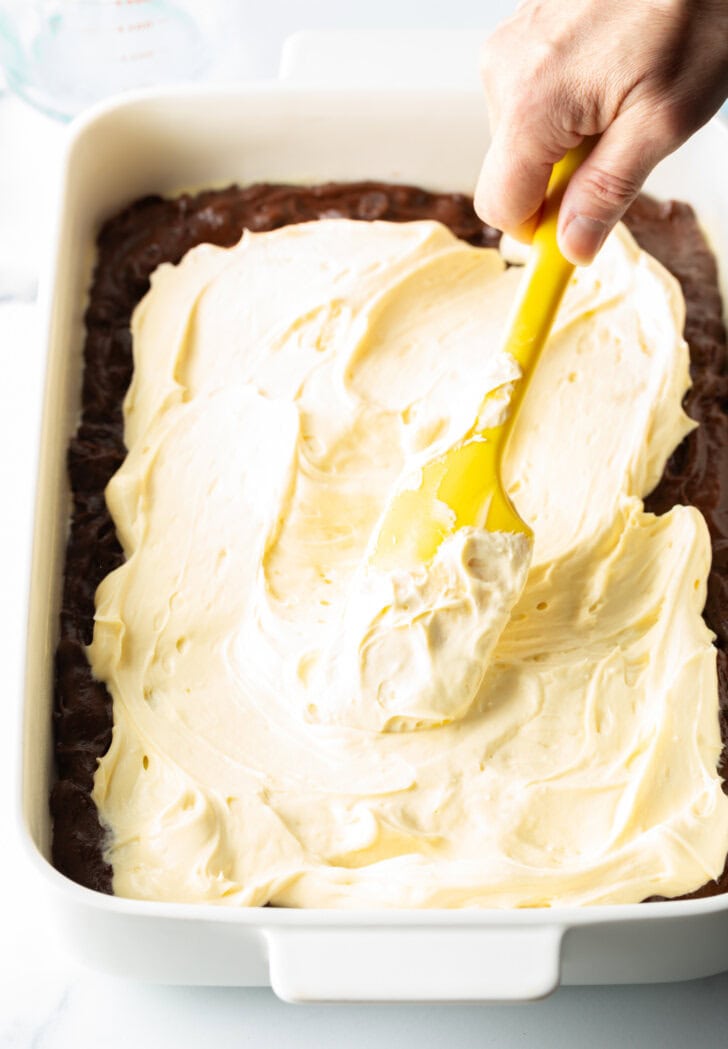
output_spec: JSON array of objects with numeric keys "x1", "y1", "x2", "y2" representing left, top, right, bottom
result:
[{"x1": 0, "y1": 0, "x2": 516, "y2": 299}]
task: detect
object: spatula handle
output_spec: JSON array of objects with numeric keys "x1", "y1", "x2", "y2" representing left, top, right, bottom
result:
[{"x1": 503, "y1": 139, "x2": 594, "y2": 373}]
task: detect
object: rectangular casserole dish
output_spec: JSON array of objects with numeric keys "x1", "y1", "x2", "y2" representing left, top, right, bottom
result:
[{"x1": 20, "y1": 84, "x2": 728, "y2": 1002}]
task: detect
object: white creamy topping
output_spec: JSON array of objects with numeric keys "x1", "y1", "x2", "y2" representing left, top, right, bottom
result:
[
  {"x1": 310, "y1": 528, "x2": 532, "y2": 731},
  {"x1": 89, "y1": 218, "x2": 728, "y2": 907}
]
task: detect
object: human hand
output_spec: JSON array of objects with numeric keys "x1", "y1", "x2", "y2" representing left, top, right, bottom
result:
[{"x1": 475, "y1": 0, "x2": 728, "y2": 264}]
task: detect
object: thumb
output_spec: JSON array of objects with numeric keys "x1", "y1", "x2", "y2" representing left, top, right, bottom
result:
[{"x1": 558, "y1": 108, "x2": 669, "y2": 265}]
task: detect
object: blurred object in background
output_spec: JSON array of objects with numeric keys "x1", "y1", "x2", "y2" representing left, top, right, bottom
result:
[{"x1": 0, "y1": 0, "x2": 215, "y2": 121}]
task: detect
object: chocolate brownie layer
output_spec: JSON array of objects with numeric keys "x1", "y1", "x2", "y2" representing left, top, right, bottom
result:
[{"x1": 51, "y1": 182, "x2": 728, "y2": 899}]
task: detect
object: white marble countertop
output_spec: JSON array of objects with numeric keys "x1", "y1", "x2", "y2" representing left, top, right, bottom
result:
[{"x1": 3, "y1": 8, "x2": 728, "y2": 1045}]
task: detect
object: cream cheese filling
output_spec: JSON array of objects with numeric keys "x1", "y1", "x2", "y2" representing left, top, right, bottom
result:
[{"x1": 89, "y1": 217, "x2": 728, "y2": 907}]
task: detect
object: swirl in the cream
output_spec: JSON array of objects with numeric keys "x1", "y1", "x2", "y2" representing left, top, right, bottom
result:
[{"x1": 89, "y1": 218, "x2": 728, "y2": 907}]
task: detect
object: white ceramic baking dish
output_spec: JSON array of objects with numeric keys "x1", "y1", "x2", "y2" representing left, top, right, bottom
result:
[{"x1": 19, "y1": 84, "x2": 728, "y2": 1002}]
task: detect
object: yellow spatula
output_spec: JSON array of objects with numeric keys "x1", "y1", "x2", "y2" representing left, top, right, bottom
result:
[{"x1": 372, "y1": 142, "x2": 591, "y2": 570}]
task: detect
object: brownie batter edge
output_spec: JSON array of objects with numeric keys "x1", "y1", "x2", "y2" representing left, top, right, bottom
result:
[{"x1": 50, "y1": 182, "x2": 728, "y2": 901}]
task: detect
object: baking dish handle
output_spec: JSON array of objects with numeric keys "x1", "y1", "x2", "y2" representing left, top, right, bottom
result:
[{"x1": 264, "y1": 925, "x2": 564, "y2": 1003}]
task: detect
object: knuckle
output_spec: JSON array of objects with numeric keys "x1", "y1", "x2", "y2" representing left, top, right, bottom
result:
[
  {"x1": 505, "y1": 70, "x2": 594, "y2": 146},
  {"x1": 580, "y1": 166, "x2": 642, "y2": 210},
  {"x1": 505, "y1": 94, "x2": 534, "y2": 133},
  {"x1": 481, "y1": 26, "x2": 559, "y2": 93},
  {"x1": 558, "y1": 80, "x2": 604, "y2": 136},
  {"x1": 529, "y1": 37, "x2": 559, "y2": 78},
  {"x1": 527, "y1": 37, "x2": 569, "y2": 93},
  {"x1": 506, "y1": 90, "x2": 551, "y2": 136},
  {"x1": 479, "y1": 31, "x2": 506, "y2": 82}
]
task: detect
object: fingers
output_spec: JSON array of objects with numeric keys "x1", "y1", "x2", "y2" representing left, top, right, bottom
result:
[
  {"x1": 557, "y1": 107, "x2": 672, "y2": 264},
  {"x1": 474, "y1": 27, "x2": 586, "y2": 242},
  {"x1": 475, "y1": 124, "x2": 559, "y2": 242},
  {"x1": 475, "y1": 108, "x2": 587, "y2": 242},
  {"x1": 475, "y1": 0, "x2": 728, "y2": 264}
]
